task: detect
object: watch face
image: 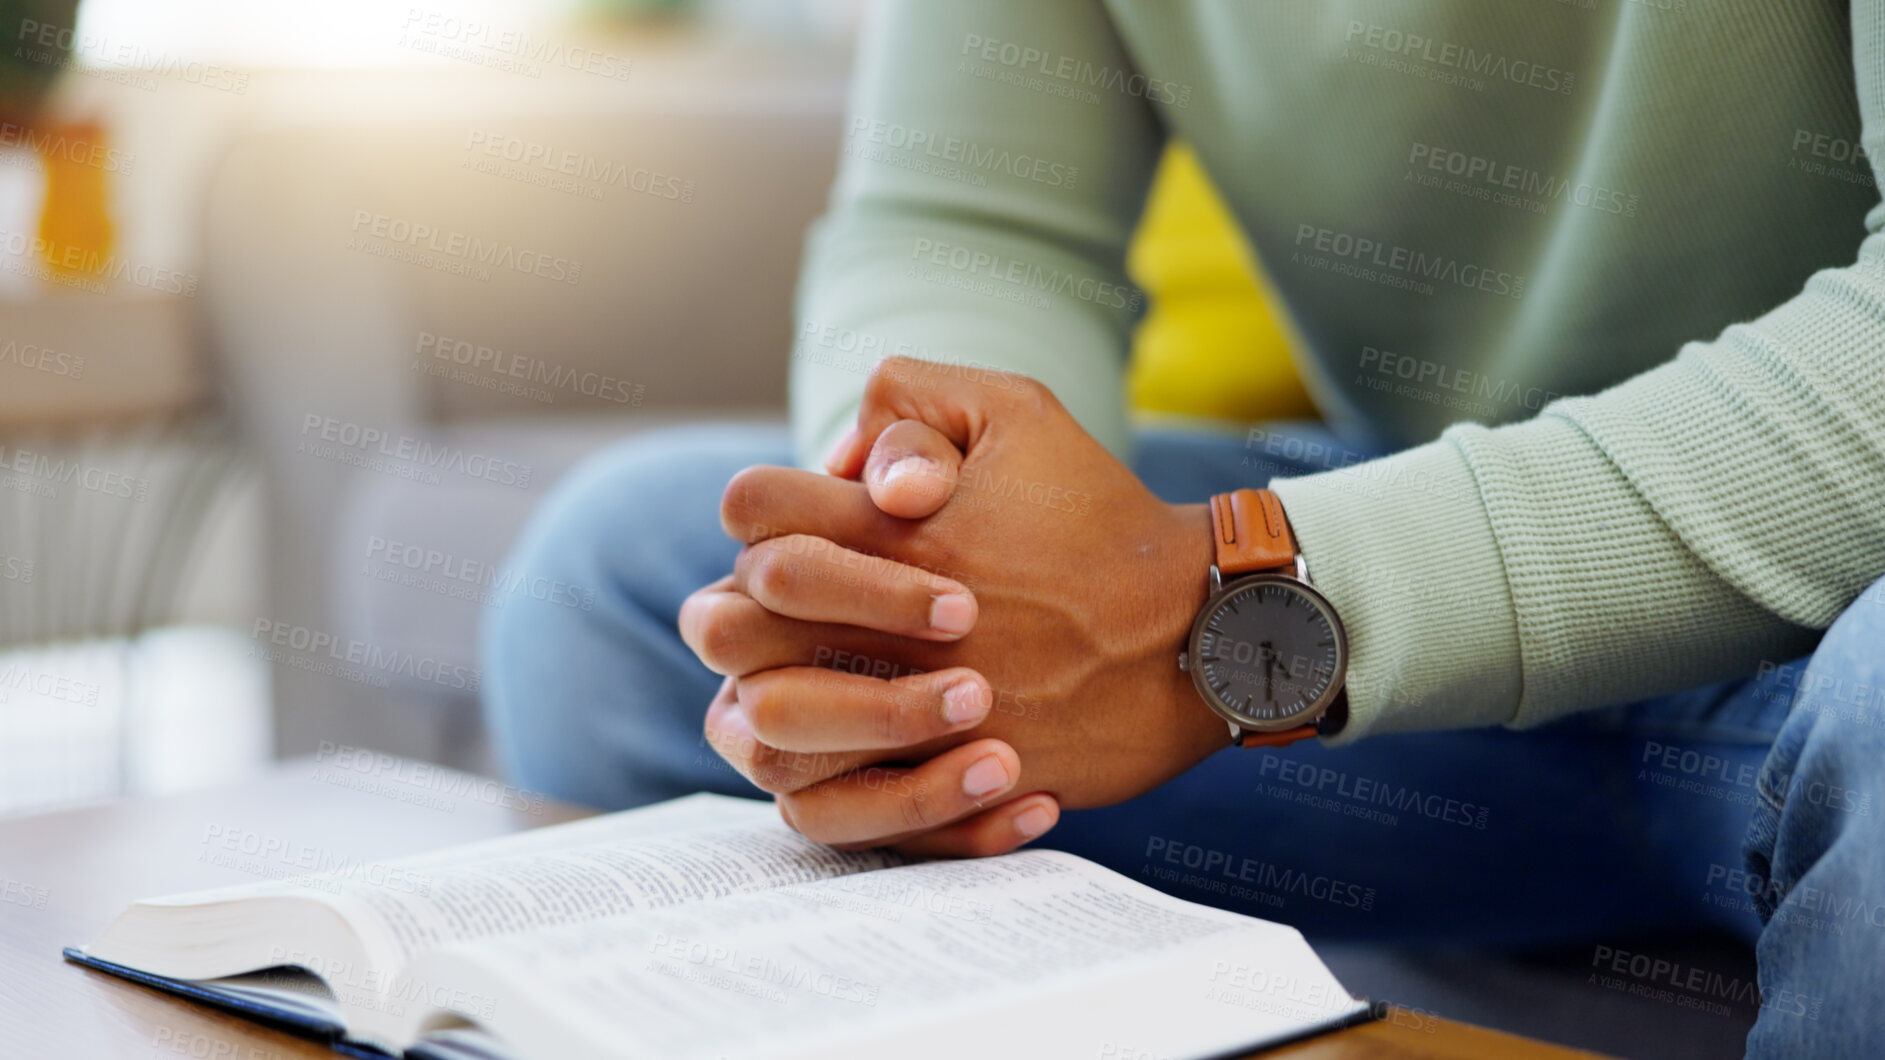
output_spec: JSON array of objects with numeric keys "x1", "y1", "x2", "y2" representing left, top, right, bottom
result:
[{"x1": 1190, "y1": 575, "x2": 1346, "y2": 730}]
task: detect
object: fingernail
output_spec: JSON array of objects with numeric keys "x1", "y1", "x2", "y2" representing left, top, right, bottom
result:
[
  {"x1": 878, "y1": 454, "x2": 941, "y2": 489},
  {"x1": 822, "y1": 428, "x2": 858, "y2": 474},
  {"x1": 962, "y1": 755, "x2": 1011, "y2": 798},
  {"x1": 942, "y1": 680, "x2": 990, "y2": 725},
  {"x1": 929, "y1": 593, "x2": 975, "y2": 637},
  {"x1": 1012, "y1": 804, "x2": 1056, "y2": 840}
]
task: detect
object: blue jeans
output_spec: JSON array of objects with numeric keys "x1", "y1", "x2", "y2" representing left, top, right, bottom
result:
[{"x1": 482, "y1": 424, "x2": 1885, "y2": 1059}]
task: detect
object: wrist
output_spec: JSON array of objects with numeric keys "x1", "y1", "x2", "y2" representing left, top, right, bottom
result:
[{"x1": 1158, "y1": 502, "x2": 1241, "y2": 763}]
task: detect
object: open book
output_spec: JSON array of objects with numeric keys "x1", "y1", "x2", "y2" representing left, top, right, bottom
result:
[{"x1": 68, "y1": 793, "x2": 1371, "y2": 1059}]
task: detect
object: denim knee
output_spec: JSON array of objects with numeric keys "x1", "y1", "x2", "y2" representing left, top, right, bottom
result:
[
  {"x1": 1739, "y1": 579, "x2": 1885, "y2": 1060},
  {"x1": 480, "y1": 423, "x2": 789, "y2": 804},
  {"x1": 1740, "y1": 575, "x2": 1885, "y2": 921}
]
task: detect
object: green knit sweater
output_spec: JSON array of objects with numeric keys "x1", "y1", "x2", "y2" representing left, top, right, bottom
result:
[{"x1": 790, "y1": 0, "x2": 1885, "y2": 742}]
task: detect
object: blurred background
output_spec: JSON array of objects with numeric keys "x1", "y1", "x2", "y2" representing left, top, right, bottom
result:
[{"x1": 0, "y1": 0, "x2": 880, "y2": 815}]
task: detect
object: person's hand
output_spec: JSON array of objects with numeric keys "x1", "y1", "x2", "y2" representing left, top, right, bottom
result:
[{"x1": 680, "y1": 357, "x2": 1229, "y2": 855}]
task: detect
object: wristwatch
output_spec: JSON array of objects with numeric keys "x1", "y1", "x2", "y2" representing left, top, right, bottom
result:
[{"x1": 1179, "y1": 489, "x2": 1349, "y2": 748}]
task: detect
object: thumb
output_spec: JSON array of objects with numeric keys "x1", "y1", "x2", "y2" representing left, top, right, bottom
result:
[
  {"x1": 823, "y1": 356, "x2": 1031, "y2": 480},
  {"x1": 864, "y1": 419, "x2": 961, "y2": 519}
]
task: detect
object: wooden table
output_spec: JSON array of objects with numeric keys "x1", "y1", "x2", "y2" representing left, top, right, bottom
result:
[{"x1": 0, "y1": 756, "x2": 1608, "y2": 1059}]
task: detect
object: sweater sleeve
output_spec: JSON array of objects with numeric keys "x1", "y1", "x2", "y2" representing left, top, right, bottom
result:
[
  {"x1": 1271, "y1": 1, "x2": 1885, "y2": 742},
  {"x1": 789, "y1": 0, "x2": 1162, "y2": 469}
]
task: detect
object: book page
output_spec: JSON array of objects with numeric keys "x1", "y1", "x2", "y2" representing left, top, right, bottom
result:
[
  {"x1": 316, "y1": 788, "x2": 904, "y2": 961},
  {"x1": 337, "y1": 813, "x2": 905, "y2": 960},
  {"x1": 136, "y1": 794, "x2": 903, "y2": 961},
  {"x1": 139, "y1": 793, "x2": 783, "y2": 908},
  {"x1": 401, "y1": 851, "x2": 1368, "y2": 1060},
  {"x1": 92, "y1": 794, "x2": 906, "y2": 1046}
]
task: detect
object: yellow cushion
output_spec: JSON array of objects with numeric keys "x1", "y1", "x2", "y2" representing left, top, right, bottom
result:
[{"x1": 1126, "y1": 144, "x2": 1314, "y2": 422}]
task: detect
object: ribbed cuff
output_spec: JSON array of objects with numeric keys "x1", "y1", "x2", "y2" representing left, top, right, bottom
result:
[
  {"x1": 1269, "y1": 437, "x2": 1522, "y2": 742},
  {"x1": 1450, "y1": 411, "x2": 1816, "y2": 727},
  {"x1": 1276, "y1": 410, "x2": 1820, "y2": 742}
]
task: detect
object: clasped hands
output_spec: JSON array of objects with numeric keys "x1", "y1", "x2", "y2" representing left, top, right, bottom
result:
[{"x1": 680, "y1": 358, "x2": 1230, "y2": 857}]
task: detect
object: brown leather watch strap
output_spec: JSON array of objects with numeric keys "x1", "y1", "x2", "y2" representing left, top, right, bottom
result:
[
  {"x1": 1239, "y1": 725, "x2": 1318, "y2": 749},
  {"x1": 1235, "y1": 690, "x2": 1348, "y2": 747},
  {"x1": 1211, "y1": 488, "x2": 1295, "y2": 575}
]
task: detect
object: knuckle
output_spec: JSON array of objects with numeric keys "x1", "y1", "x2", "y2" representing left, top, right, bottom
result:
[
  {"x1": 747, "y1": 747, "x2": 803, "y2": 795},
  {"x1": 882, "y1": 689, "x2": 937, "y2": 744},
  {"x1": 695, "y1": 601, "x2": 750, "y2": 672},
  {"x1": 875, "y1": 696, "x2": 910, "y2": 746},
  {"x1": 744, "y1": 545, "x2": 799, "y2": 608},
  {"x1": 783, "y1": 802, "x2": 836, "y2": 844},
  {"x1": 739, "y1": 678, "x2": 787, "y2": 743},
  {"x1": 750, "y1": 773, "x2": 796, "y2": 797},
  {"x1": 719, "y1": 467, "x2": 775, "y2": 542},
  {"x1": 964, "y1": 828, "x2": 1015, "y2": 858},
  {"x1": 676, "y1": 591, "x2": 708, "y2": 646},
  {"x1": 872, "y1": 694, "x2": 899, "y2": 745},
  {"x1": 898, "y1": 778, "x2": 938, "y2": 833},
  {"x1": 1008, "y1": 372, "x2": 1057, "y2": 415},
  {"x1": 708, "y1": 727, "x2": 758, "y2": 776},
  {"x1": 864, "y1": 356, "x2": 918, "y2": 404},
  {"x1": 777, "y1": 793, "x2": 819, "y2": 836}
]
